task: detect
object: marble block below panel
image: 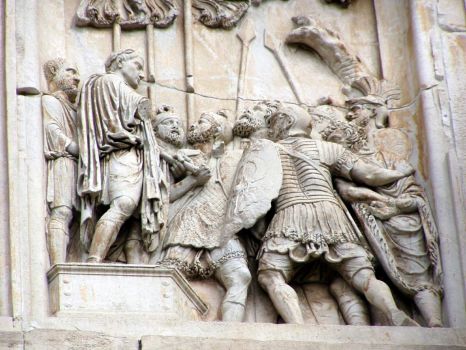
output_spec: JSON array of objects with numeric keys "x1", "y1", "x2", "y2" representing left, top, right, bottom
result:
[
  {"x1": 140, "y1": 323, "x2": 466, "y2": 350},
  {"x1": 47, "y1": 263, "x2": 208, "y2": 321}
]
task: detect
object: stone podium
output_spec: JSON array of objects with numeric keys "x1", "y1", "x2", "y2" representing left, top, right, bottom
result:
[{"x1": 47, "y1": 264, "x2": 207, "y2": 320}]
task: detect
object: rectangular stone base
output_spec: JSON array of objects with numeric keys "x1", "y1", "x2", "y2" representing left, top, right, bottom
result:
[
  {"x1": 1, "y1": 323, "x2": 465, "y2": 350},
  {"x1": 140, "y1": 323, "x2": 466, "y2": 350},
  {"x1": 47, "y1": 263, "x2": 207, "y2": 321}
]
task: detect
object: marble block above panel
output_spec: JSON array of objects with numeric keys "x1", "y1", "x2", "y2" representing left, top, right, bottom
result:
[{"x1": 47, "y1": 264, "x2": 208, "y2": 321}]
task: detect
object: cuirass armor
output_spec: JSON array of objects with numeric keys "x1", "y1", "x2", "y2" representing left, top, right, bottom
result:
[{"x1": 275, "y1": 138, "x2": 339, "y2": 211}]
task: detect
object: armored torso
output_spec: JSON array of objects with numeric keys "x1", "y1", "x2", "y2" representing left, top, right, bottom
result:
[{"x1": 275, "y1": 137, "x2": 342, "y2": 211}]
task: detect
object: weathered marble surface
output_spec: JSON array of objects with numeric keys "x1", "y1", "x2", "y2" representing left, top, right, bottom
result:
[
  {"x1": 47, "y1": 264, "x2": 207, "y2": 320},
  {"x1": 1, "y1": 0, "x2": 466, "y2": 348},
  {"x1": 1, "y1": 324, "x2": 465, "y2": 350}
]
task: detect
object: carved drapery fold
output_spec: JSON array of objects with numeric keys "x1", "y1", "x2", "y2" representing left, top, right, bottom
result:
[
  {"x1": 76, "y1": 0, "x2": 178, "y2": 29},
  {"x1": 192, "y1": 0, "x2": 249, "y2": 29},
  {"x1": 76, "y1": 0, "x2": 251, "y2": 29}
]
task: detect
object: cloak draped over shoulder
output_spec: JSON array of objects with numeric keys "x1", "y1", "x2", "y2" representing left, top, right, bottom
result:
[{"x1": 77, "y1": 73, "x2": 168, "y2": 252}]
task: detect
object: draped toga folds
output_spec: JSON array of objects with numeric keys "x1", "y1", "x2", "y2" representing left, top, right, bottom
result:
[{"x1": 77, "y1": 73, "x2": 168, "y2": 252}]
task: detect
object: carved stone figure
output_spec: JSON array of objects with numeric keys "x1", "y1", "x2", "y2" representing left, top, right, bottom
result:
[
  {"x1": 225, "y1": 104, "x2": 420, "y2": 326},
  {"x1": 162, "y1": 111, "x2": 251, "y2": 322},
  {"x1": 323, "y1": 119, "x2": 443, "y2": 327},
  {"x1": 42, "y1": 58, "x2": 81, "y2": 265},
  {"x1": 149, "y1": 106, "x2": 212, "y2": 262},
  {"x1": 233, "y1": 100, "x2": 279, "y2": 141},
  {"x1": 105, "y1": 105, "x2": 208, "y2": 264},
  {"x1": 77, "y1": 49, "x2": 167, "y2": 263}
]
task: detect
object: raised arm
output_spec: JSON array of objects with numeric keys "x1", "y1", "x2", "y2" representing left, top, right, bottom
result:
[
  {"x1": 350, "y1": 159, "x2": 414, "y2": 187},
  {"x1": 335, "y1": 178, "x2": 391, "y2": 203}
]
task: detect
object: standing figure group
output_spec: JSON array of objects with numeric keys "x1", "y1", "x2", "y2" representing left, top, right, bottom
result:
[{"x1": 42, "y1": 49, "x2": 443, "y2": 327}]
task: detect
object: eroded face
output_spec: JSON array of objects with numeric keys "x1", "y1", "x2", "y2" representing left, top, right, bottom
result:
[
  {"x1": 233, "y1": 106, "x2": 267, "y2": 138},
  {"x1": 120, "y1": 57, "x2": 144, "y2": 89},
  {"x1": 321, "y1": 120, "x2": 367, "y2": 152},
  {"x1": 187, "y1": 115, "x2": 216, "y2": 144},
  {"x1": 346, "y1": 104, "x2": 374, "y2": 128},
  {"x1": 326, "y1": 129, "x2": 347, "y2": 147},
  {"x1": 268, "y1": 112, "x2": 292, "y2": 141},
  {"x1": 155, "y1": 117, "x2": 185, "y2": 147},
  {"x1": 54, "y1": 64, "x2": 80, "y2": 102}
]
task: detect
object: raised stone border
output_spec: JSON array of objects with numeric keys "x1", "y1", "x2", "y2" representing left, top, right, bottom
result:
[{"x1": 1, "y1": 323, "x2": 465, "y2": 349}]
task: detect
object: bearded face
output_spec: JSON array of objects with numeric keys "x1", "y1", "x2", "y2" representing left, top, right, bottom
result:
[
  {"x1": 54, "y1": 64, "x2": 80, "y2": 103},
  {"x1": 233, "y1": 114, "x2": 263, "y2": 138},
  {"x1": 187, "y1": 116, "x2": 216, "y2": 144},
  {"x1": 155, "y1": 117, "x2": 185, "y2": 147}
]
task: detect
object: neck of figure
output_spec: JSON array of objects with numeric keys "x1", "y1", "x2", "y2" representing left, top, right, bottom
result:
[
  {"x1": 52, "y1": 89, "x2": 76, "y2": 107},
  {"x1": 287, "y1": 129, "x2": 310, "y2": 139},
  {"x1": 195, "y1": 141, "x2": 214, "y2": 157},
  {"x1": 250, "y1": 128, "x2": 268, "y2": 140},
  {"x1": 157, "y1": 138, "x2": 180, "y2": 155}
]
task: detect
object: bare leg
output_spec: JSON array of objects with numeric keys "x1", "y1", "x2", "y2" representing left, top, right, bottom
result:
[
  {"x1": 414, "y1": 289, "x2": 443, "y2": 327},
  {"x1": 330, "y1": 276, "x2": 370, "y2": 325},
  {"x1": 346, "y1": 268, "x2": 418, "y2": 327},
  {"x1": 215, "y1": 258, "x2": 251, "y2": 322},
  {"x1": 258, "y1": 270, "x2": 304, "y2": 324},
  {"x1": 47, "y1": 206, "x2": 73, "y2": 265},
  {"x1": 87, "y1": 196, "x2": 137, "y2": 263}
]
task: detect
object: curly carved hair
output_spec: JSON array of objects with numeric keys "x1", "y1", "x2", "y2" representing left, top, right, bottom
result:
[
  {"x1": 104, "y1": 49, "x2": 141, "y2": 73},
  {"x1": 43, "y1": 57, "x2": 66, "y2": 83},
  {"x1": 320, "y1": 119, "x2": 367, "y2": 152},
  {"x1": 255, "y1": 100, "x2": 281, "y2": 125}
]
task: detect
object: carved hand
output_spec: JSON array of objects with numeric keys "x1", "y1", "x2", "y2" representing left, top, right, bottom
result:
[
  {"x1": 130, "y1": 134, "x2": 143, "y2": 148},
  {"x1": 395, "y1": 161, "x2": 415, "y2": 177},
  {"x1": 368, "y1": 200, "x2": 400, "y2": 220},
  {"x1": 194, "y1": 166, "x2": 212, "y2": 186},
  {"x1": 66, "y1": 141, "x2": 79, "y2": 157},
  {"x1": 170, "y1": 160, "x2": 187, "y2": 179},
  {"x1": 395, "y1": 195, "x2": 418, "y2": 213}
]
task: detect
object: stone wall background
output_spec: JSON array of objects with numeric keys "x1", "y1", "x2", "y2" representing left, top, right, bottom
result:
[{"x1": 1, "y1": 0, "x2": 465, "y2": 337}]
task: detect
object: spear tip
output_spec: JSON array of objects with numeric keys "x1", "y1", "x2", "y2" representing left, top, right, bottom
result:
[
  {"x1": 237, "y1": 18, "x2": 256, "y2": 44},
  {"x1": 264, "y1": 30, "x2": 279, "y2": 52}
]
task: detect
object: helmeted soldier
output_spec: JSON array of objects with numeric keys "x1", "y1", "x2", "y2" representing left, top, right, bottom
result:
[{"x1": 224, "y1": 104, "x2": 418, "y2": 326}]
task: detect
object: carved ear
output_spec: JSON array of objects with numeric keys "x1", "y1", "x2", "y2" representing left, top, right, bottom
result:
[
  {"x1": 285, "y1": 115, "x2": 294, "y2": 128},
  {"x1": 374, "y1": 106, "x2": 389, "y2": 129},
  {"x1": 214, "y1": 125, "x2": 223, "y2": 138}
]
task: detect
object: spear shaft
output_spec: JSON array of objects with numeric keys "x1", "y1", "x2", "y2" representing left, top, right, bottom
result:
[
  {"x1": 264, "y1": 30, "x2": 304, "y2": 104},
  {"x1": 235, "y1": 19, "x2": 256, "y2": 119}
]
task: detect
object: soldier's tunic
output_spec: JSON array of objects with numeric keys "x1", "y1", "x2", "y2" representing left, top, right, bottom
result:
[
  {"x1": 258, "y1": 137, "x2": 373, "y2": 282},
  {"x1": 163, "y1": 148, "x2": 246, "y2": 279},
  {"x1": 43, "y1": 92, "x2": 79, "y2": 210}
]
